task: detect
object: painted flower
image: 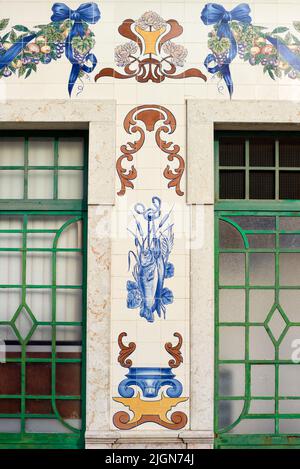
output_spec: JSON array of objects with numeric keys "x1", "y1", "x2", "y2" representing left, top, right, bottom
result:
[
  {"x1": 115, "y1": 41, "x2": 138, "y2": 67},
  {"x1": 162, "y1": 41, "x2": 188, "y2": 67},
  {"x1": 136, "y1": 11, "x2": 166, "y2": 31}
]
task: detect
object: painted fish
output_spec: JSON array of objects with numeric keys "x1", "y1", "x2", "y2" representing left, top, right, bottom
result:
[{"x1": 126, "y1": 197, "x2": 174, "y2": 323}]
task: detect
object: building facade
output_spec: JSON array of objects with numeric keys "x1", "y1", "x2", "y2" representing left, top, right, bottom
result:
[{"x1": 0, "y1": 0, "x2": 300, "y2": 450}]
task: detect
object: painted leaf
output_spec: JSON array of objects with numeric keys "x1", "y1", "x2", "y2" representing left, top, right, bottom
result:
[
  {"x1": 0, "y1": 18, "x2": 9, "y2": 31},
  {"x1": 9, "y1": 30, "x2": 17, "y2": 43},
  {"x1": 25, "y1": 68, "x2": 32, "y2": 79},
  {"x1": 291, "y1": 34, "x2": 300, "y2": 45},
  {"x1": 165, "y1": 262, "x2": 174, "y2": 279},
  {"x1": 268, "y1": 68, "x2": 275, "y2": 80},
  {"x1": 12, "y1": 25, "x2": 30, "y2": 32},
  {"x1": 1, "y1": 32, "x2": 9, "y2": 42},
  {"x1": 18, "y1": 66, "x2": 26, "y2": 77},
  {"x1": 293, "y1": 21, "x2": 300, "y2": 33},
  {"x1": 161, "y1": 288, "x2": 174, "y2": 305},
  {"x1": 271, "y1": 27, "x2": 289, "y2": 35}
]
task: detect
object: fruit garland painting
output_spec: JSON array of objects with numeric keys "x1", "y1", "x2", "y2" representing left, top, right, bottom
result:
[
  {"x1": 0, "y1": 2, "x2": 100, "y2": 96},
  {"x1": 201, "y1": 2, "x2": 300, "y2": 98}
]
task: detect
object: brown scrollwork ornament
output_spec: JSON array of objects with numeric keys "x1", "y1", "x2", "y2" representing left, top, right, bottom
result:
[
  {"x1": 117, "y1": 105, "x2": 185, "y2": 196},
  {"x1": 95, "y1": 11, "x2": 206, "y2": 84},
  {"x1": 165, "y1": 332, "x2": 183, "y2": 368},
  {"x1": 117, "y1": 332, "x2": 136, "y2": 368}
]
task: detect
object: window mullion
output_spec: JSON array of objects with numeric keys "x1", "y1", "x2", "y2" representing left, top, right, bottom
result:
[{"x1": 24, "y1": 137, "x2": 29, "y2": 200}]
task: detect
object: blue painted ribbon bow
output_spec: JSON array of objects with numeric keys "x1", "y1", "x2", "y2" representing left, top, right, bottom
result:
[
  {"x1": 201, "y1": 3, "x2": 252, "y2": 97},
  {"x1": 0, "y1": 2, "x2": 100, "y2": 96},
  {"x1": 51, "y1": 2, "x2": 101, "y2": 96}
]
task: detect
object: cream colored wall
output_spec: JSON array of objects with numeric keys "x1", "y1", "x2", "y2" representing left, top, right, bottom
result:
[{"x1": 2, "y1": 0, "x2": 300, "y2": 450}]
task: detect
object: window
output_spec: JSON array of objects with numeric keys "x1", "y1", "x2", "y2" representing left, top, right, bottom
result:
[
  {"x1": 215, "y1": 132, "x2": 300, "y2": 449},
  {"x1": 216, "y1": 132, "x2": 300, "y2": 201},
  {"x1": 0, "y1": 131, "x2": 87, "y2": 449}
]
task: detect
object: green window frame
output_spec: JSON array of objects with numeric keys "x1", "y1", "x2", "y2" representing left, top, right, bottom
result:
[
  {"x1": 215, "y1": 132, "x2": 300, "y2": 449},
  {"x1": 0, "y1": 130, "x2": 88, "y2": 449}
]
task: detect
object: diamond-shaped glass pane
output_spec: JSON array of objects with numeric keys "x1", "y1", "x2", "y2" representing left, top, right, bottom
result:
[
  {"x1": 265, "y1": 306, "x2": 288, "y2": 342},
  {"x1": 13, "y1": 306, "x2": 35, "y2": 342}
]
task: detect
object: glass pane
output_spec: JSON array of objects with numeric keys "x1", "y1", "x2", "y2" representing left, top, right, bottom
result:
[
  {"x1": 249, "y1": 400, "x2": 275, "y2": 414},
  {"x1": 56, "y1": 325, "x2": 81, "y2": 342},
  {"x1": 219, "y1": 290, "x2": 245, "y2": 322},
  {"x1": 26, "y1": 419, "x2": 72, "y2": 434},
  {"x1": 56, "y1": 253, "x2": 82, "y2": 286},
  {"x1": 27, "y1": 233, "x2": 55, "y2": 249},
  {"x1": 26, "y1": 253, "x2": 52, "y2": 285},
  {"x1": 28, "y1": 138, "x2": 53, "y2": 166},
  {"x1": 280, "y1": 253, "x2": 300, "y2": 286},
  {"x1": 26, "y1": 290, "x2": 52, "y2": 323},
  {"x1": 251, "y1": 365, "x2": 275, "y2": 396},
  {"x1": 219, "y1": 365, "x2": 245, "y2": 396},
  {"x1": 280, "y1": 217, "x2": 300, "y2": 231},
  {"x1": 219, "y1": 220, "x2": 245, "y2": 249},
  {"x1": 230, "y1": 419, "x2": 274, "y2": 434},
  {"x1": 28, "y1": 170, "x2": 53, "y2": 199},
  {"x1": 219, "y1": 138, "x2": 245, "y2": 166},
  {"x1": 249, "y1": 171, "x2": 275, "y2": 199},
  {"x1": 248, "y1": 234, "x2": 275, "y2": 249},
  {"x1": 249, "y1": 253, "x2": 275, "y2": 286},
  {"x1": 0, "y1": 233, "x2": 22, "y2": 248},
  {"x1": 249, "y1": 290, "x2": 274, "y2": 322},
  {"x1": 57, "y1": 221, "x2": 81, "y2": 249},
  {"x1": 280, "y1": 400, "x2": 300, "y2": 413},
  {"x1": 59, "y1": 138, "x2": 84, "y2": 166},
  {"x1": 0, "y1": 289, "x2": 21, "y2": 321},
  {"x1": 0, "y1": 216, "x2": 22, "y2": 230},
  {"x1": 56, "y1": 290, "x2": 82, "y2": 322},
  {"x1": 280, "y1": 171, "x2": 300, "y2": 199},
  {"x1": 228, "y1": 216, "x2": 275, "y2": 230},
  {"x1": 218, "y1": 400, "x2": 244, "y2": 430},
  {"x1": 280, "y1": 420, "x2": 300, "y2": 433},
  {"x1": 249, "y1": 327, "x2": 274, "y2": 360},
  {"x1": 0, "y1": 253, "x2": 22, "y2": 285},
  {"x1": 279, "y1": 365, "x2": 300, "y2": 396},
  {"x1": 0, "y1": 171, "x2": 24, "y2": 199},
  {"x1": 249, "y1": 138, "x2": 275, "y2": 167},
  {"x1": 58, "y1": 171, "x2": 83, "y2": 199},
  {"x1": 280, "y1": 139, "x2": 300, "y2": 167},
  {"x1": 280, "y1": 235, "x2": 300, "y2": 249},
  {"x1": 27, "y1": 215, "x2": 70, "y2": 230},
  {"x1": 280, "y1": 290, "x2": 300, "y2": 322},
  {"x1": 26, "y1": 399, "x2": 52, "y2": 414},
  {"x1": 279, "y1": 327, "x2": 300, "y2": 359},
  {"x1": 219, "y1": 254, "x2": 245, "y2": 286},
  {"x1": 0, "y1": 138, "x2": 24, "y2": 166},
  {"x1": 219, "y1": 327, "x2": 244, "y2": 360},
  {"x1": 0, "y1": 420, "x2": 21, "y2": 433},
  {"x1": 56, "y1": 364, "x2": 81, "y2": 395},
  {"x1": 219, "y1": 171, "x2": 245, "y2": 199},
  {"x1": 26, "y1": 363, "x2": 51, "y2": 395}
]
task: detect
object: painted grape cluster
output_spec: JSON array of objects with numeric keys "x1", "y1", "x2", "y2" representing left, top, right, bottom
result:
[
  {"x1": 0, "y1": 17, "x2": 95, "y2": 80},
  {"x1": 208, "y1": 21, "x2": 300, "y2": 82}
]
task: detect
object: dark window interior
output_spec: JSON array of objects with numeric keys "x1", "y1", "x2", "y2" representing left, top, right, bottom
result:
[{"x1": 217, "y1": 132, "x2": 300, "y2": 200}]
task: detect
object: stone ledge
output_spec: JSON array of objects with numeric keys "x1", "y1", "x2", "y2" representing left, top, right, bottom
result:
[{"x1": 85, "y1": 430, "x2": 214, "y2": 446}]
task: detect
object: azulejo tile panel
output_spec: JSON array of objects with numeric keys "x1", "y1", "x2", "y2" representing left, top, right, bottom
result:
[
  {"x1": 117, "y1": 105, "x2": 185, "y2": 196},
  {"x1": 126, "y1": 196, "x2": 175, "y2": 323},
  {"x1": 95, "y1": 10, "x2": 206, "y2": 84},
  {"x1": 202, "y1": 2, "x2": 300, "y2": 97},
  {"x1": 113, "y1": 331, "x2": 188, "y2": 430},
  {"x1": 0, "y1": 2, "x2": 100, "y2": 96}
]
